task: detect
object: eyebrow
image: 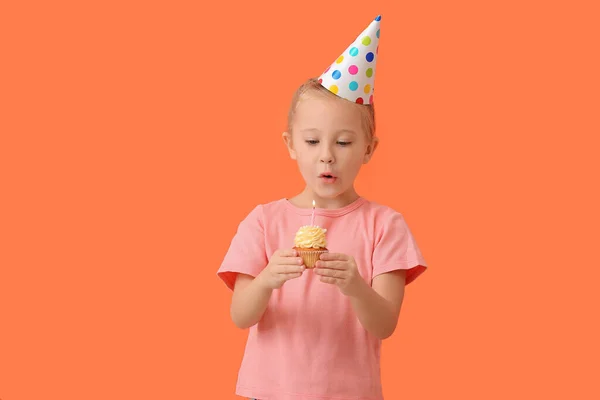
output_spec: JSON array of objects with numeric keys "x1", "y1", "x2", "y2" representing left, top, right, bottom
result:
[{"x1": 300, "y1": 128, "x2": 357, "y2": 135}]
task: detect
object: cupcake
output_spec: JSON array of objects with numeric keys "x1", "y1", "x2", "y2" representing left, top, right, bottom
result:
[{"x1": 293, "y1": 225, "x2": 328, "y2": 268}]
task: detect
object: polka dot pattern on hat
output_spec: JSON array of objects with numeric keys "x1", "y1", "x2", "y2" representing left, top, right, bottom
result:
[{"x1": 317, "y1": 15, "x2": 381, "y2": 105}]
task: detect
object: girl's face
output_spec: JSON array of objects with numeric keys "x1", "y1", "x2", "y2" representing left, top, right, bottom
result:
[{"x1": 283, "y1": 92, "x2": 377, "y2": 203}]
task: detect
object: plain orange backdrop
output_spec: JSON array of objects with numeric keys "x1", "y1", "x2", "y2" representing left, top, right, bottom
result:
[{"x1": 1, "y1": 0, "x2": 599, "y2": 399}]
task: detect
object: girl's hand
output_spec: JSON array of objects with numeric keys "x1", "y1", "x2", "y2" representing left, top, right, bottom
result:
[
  {"x1": 257, "y1": 249, "x2": 305, "y2": 290},
  {"x1": 314, "y1": 253, "x2": 367, "y2": 297}
]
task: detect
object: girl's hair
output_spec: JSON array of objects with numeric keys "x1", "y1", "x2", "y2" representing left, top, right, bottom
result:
[{"x1": 287, "y1": 78, "x2": 376, "y2": 141}]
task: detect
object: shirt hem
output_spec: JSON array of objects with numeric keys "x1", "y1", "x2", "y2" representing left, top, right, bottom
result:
[{"x1": 373, "y1": 260, "x2": 427, "y2": 285}]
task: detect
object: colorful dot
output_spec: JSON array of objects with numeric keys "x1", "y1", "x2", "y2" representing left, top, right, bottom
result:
[
  {"x1": 349, "y1": 47, "x2": 359, "y2": 57},
  {"x1": 362, "y1": 36, "x2": 371, "y2": 46},
  {"x1": 330, "y1": 85, "x2": 339, "y2": 94},
  {"x1": 366, "y1": 52, "x2": 374, "y2": 62},
  {"x1": 332, "y1": 70, "x2": 342, "y2": 80},
  {"x1": 376, "y1": 29, "x2": 380, "y2": 38},
  {"x1": 370, "y1": 95, "x2": 374, "y2": 104},
  {"x1": 336, "y1": 55, "x2": 344, "y2": 64},
  {"x1": 324, "y1": 66, "x2": 331, "y2": 74},
  {"x1": 366, "y1": 68, "x2": 373, "y2": 77},
  {"x1": 318, "y1": 78, "x2": 323, "y2": 84},
  {"x1": 349, "y1": 81, "x2": 358, "y2": 91},
  {"x1": 348, "y1": 65, "x2": 358, "y2": 75},
  {"x1": 364, "y1": 84, "x2": 371, "y2": 94},
  {"x1": 376, "y1": 45, "x2": 379, "y2": 54},
  {"x1": 356, "y1": 97, "x2": 364, "y2": 104},
  {"x1": 375, "y1": 15, "x2": 381, "y2": 21}
]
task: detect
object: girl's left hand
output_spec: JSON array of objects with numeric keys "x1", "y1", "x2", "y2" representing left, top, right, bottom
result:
[{"x1": 314, "y1": 253, "x2": 366, "y2": 297}]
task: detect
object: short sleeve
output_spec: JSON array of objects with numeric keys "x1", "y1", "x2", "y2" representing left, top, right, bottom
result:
[
  {"x1": 217, "y1": 205, "x2": 268, "y2": 290},
  {"x1": 372, "y1": 212, "x2": 428, "y2": 285}
]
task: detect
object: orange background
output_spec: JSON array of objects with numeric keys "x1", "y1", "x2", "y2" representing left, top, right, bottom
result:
[{"x1": 1, "y1": 0, "x2": 599, "y2": 398}]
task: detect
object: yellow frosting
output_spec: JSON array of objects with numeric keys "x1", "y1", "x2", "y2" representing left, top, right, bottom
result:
[{"x1": 294, "y1": 225, "x2": 327, "y2": 248}]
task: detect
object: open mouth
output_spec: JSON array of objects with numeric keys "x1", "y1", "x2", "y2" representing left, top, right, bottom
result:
[{"x1": 319, "y1": 173, "x2": 337, "y2": 183}]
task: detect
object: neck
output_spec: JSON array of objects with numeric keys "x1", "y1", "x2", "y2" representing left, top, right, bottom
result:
[{"x1": 290, "y1": 186, "x2": 360, "y2": 209}]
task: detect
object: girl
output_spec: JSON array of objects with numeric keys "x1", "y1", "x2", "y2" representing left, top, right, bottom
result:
[{"x1": 217, "y1": 15, "x2": 428, "y2": 400}]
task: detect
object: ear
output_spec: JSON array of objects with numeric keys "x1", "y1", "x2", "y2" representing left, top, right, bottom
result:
[
  {"x1": 363, "y1": 136, "x2": 379, "y2": 164},
  {"x1": 282, "y1": 131, "x2": 297, "y2": 160}
]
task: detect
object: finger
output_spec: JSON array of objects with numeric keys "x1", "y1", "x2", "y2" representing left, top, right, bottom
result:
[
  {"x1": 315, "y1": 260, "x2": 347, "y2": 270},
  {"x1": 275, "y1": 256, "x2": 304, "y2": 265},
  {"x1": 277, "y1": 249, "x2": 298, "y2": 257},
  {"x1": 319, "y1": 252, "x2": 348, "y2": 261},
  {"x1": 314, "y1": 267, "x2": 344, "y2": 279},
  {"x1": 275, "y1": 264, "x2": 305, "y2": 274},
  {"x1": 283, "y1": 272, "x2": 302, "y2": 280},
  {"x1": 319, "y1": 276, "x2": 340, "y2": 285}
]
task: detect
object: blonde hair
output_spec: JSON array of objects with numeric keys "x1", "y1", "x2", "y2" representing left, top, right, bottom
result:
[{"x1": 287, "y1": 78, "x2": 376, "y2": 141}]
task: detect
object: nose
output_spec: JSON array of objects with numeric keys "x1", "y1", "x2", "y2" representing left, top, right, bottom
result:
[{"x1": 320, "y1": 144, "x2": 335, "y2": 164}]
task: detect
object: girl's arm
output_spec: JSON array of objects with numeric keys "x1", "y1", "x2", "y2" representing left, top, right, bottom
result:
[
  {"x1": 314, "y1": 252, "x2": 408, "y2": 340},
  {"x1": 230, "y1": 273, "x2": 274, "y2": 329},
  {"x1": 349, "y1": 270, "x2": 406, "y2": 340},
  {"x1": 229, "y1": 249, "x2": 306, "y2": 329}
]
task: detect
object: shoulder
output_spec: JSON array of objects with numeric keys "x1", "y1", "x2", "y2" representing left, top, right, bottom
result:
[
  {"x1": 236, "y1": 198, "x2": 289, "y2": 224},
  {"x1": 360, "y1": 198, "x2": 406, "y2": 221},
  {"x1": 260, "y1": 198, "x2": 289, "y2": 216},
  {"x1": 358, "y1": 198, "x2": 411, "y2": 240}
]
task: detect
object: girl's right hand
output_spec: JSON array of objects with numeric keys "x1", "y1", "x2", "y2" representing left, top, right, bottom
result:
[{"x1": 257, "y1": 249, "x2": 305, "y2": 290}]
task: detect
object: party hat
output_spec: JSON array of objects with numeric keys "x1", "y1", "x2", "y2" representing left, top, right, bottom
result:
[{"x1": 318, "y1": 15, "x2": 381, "y2": 105}]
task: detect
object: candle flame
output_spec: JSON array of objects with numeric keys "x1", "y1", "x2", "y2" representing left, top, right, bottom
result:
[{"x1": 312, "y1": 200, "x2": 315, "y2": 207}]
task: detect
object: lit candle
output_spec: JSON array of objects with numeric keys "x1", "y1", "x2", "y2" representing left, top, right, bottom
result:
[{"x1": 311, "y1": 199, "x2": 315, "y2": 226}]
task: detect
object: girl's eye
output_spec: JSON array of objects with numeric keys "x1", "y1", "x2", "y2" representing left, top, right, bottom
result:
[{"x1": 305, "y1": 140, "x2": 351, "y2": 146}]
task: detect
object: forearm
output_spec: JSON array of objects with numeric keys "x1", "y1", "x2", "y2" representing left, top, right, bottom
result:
[
  {"x1": 350, "y1": 280, "x2": 399, "y2": 340},
  {"x1": 230, "y1": 274, "x2": 273, "y2": 329}
]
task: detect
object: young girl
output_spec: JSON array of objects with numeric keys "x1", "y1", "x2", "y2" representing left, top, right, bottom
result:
[{"x1": 217, "y1": 15, "x2": 428, "y2": 400}]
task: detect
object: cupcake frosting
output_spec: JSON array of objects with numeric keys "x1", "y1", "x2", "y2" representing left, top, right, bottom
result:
[{"x1": 294, "y1": 225, "x2": 327, "y2": 248}]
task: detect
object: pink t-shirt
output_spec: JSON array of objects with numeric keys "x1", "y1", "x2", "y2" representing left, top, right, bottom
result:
[{"x1": 217, "y1": 197, "x2": 427, "y2": 400}]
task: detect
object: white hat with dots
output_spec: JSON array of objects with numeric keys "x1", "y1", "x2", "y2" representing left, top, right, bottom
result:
[{"x1": 318, "y1": 15, "x2": 381, "y2": 105}]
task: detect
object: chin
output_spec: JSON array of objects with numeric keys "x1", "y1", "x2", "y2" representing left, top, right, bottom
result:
[{"x1": 310, "y1": 185, "x2": 347, "y2": 199}]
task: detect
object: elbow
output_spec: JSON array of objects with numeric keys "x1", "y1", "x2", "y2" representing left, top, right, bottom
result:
[
  {"x1": 376, "y1": 322, "x2": 398, "y2": 340},
  {"x1": 231, "y1": 317, "x2": 249, "y2": 330},
  {"x1": 377, "y1": 329, "x2": 394, "y2": 340},
  {"x1": 377, "y1": 306, "x2": 402, "y2": 339},
  {"x1": 230, "y1": 310, "x2": 246, "y2": 329},
  {"x1": 232, "y1": 319, "x2": 256, "y2": 330},
  {"x1": 230, "y1": 307, "x2": 257, "y2": 330},
  {"x1": 233, "y1": 321, "x2": 253, "y2": 330}
]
